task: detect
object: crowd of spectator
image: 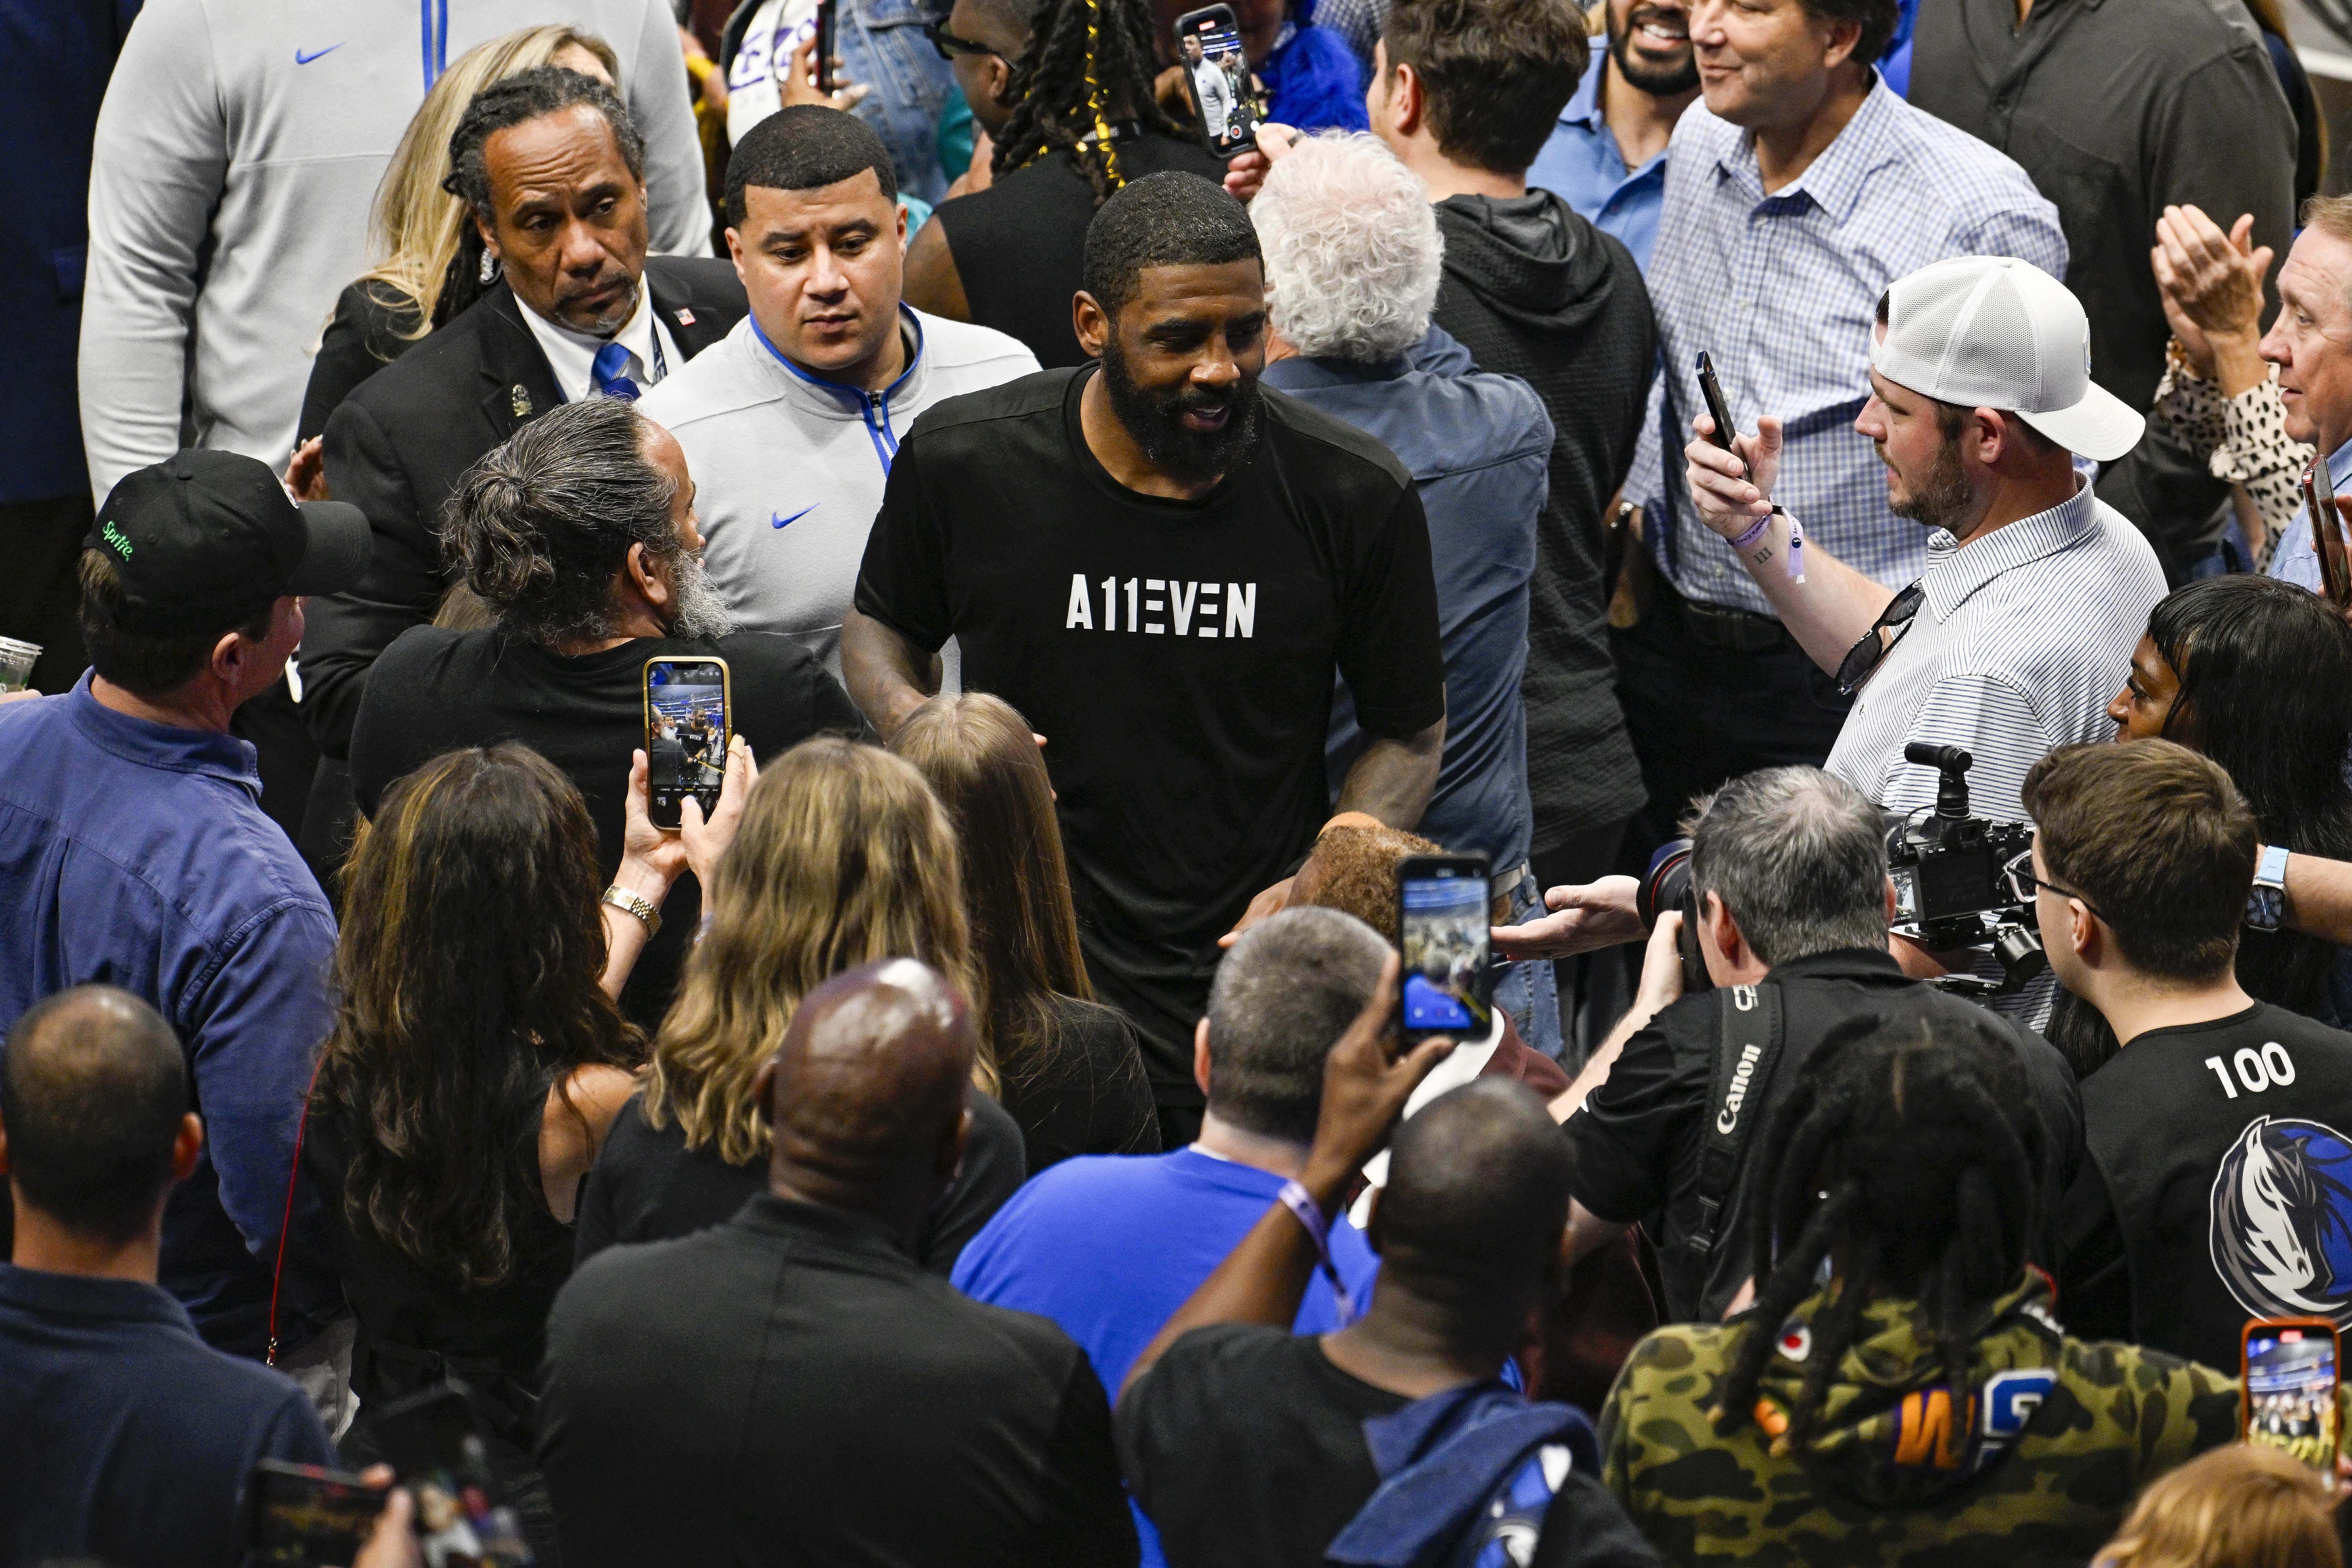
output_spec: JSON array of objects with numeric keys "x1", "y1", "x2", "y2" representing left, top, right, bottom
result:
[{"x1": 14, "y1": 0, "x2": 2352, "y2": 1564}]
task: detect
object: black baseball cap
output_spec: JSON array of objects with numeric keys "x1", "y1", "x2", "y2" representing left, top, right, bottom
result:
[{"x1": 86, "y1": 450, "x2": 371, "y2": 636}]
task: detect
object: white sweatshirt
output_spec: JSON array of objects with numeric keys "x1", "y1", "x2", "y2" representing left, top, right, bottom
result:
[
  {"x1": 79, "y1": 0, "x2": 714, "y2": 505},
  {"x1": 639, "y1": 306, "x2": 1038, "y2": 677}
]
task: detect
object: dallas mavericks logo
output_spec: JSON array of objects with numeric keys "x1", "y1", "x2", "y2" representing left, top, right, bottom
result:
[{"x1": 2210, "y1": 1116, "x2": 2352, "y2": 1324}]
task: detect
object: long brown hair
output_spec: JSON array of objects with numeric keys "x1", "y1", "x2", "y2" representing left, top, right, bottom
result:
[
  {"x1": 645, "y1": 738, "x2": 988, "y2": 1166},
  {"x1": 890, "y1": 694, "x2": 1094, "y2": 1098},
  {"x1": 311, "y1": 745, "x2": 643, "y2": 1289}
]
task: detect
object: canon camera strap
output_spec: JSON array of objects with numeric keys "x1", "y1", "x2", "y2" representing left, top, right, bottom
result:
[{"x1": 1684, "y1": 982, "x2": 1785, "y2": 1274}]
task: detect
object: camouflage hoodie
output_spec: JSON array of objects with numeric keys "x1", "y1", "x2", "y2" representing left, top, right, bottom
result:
[{"x1": 1599, "y1": 1273, "x2": 2239, "y2": 1566}]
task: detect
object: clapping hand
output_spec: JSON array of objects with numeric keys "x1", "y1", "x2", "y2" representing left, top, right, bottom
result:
[{"x1": 2151, "y1": 205, "x2": 2271, "y2": 391}]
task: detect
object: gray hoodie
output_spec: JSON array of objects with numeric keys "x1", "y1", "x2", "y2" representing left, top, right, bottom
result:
[{"x1": 78, "y1": 0, "x2": 712, "y2": 505}]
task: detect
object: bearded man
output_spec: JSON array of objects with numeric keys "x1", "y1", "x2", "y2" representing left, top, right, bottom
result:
[
  {"x1": 1680, "y1": 253, "x2": 2165, "y2": 828},
  {"x1": 348, "y1": 396, "x2": 863, "y2": 1026},
  {"x1": 843, "y1": 170, "x2": 1446, "y2": 1147}
]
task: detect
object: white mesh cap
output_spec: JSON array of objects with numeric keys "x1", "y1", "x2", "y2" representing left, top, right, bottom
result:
[{"x1": 1870, "y1": 255, "x2": 2145, "y2": 462}]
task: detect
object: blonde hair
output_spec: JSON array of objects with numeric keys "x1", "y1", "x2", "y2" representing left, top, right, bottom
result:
[
  {"x1": 644, "y1": 738, "x2": 991, "y2": 1166},
  {"x1": 356, "y1": 25, "x2": 622, "y2": 337},
  {"x1": 2097, "y1": 1445, "x2": 2341, "y2": 1568}
]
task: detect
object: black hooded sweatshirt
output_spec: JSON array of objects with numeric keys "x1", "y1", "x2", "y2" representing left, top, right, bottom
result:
[{"x1": 1431, "y1": 191, "x2": 1656, "y2": 856}]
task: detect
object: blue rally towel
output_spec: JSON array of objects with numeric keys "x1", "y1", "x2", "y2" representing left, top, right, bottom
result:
[{"x1": 1326, "y1": 1381, "x2": 1598, "y2": 1568}]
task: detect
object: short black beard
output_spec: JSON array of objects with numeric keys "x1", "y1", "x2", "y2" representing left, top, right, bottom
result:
[
  {"x1": 1888, "y1": 437, "x2": 1975, "y2": 534},
  {"x1": 1099, "y1": 339, "x2": 1261, "y2": 488},
  {"x1": 1608, "y1": 4, "x2": 1698, "y2": 97}
]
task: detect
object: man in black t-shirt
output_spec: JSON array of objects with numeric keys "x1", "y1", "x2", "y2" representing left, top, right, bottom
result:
[
  {"x1": 348, "y1": 398, "x2": 865, "y2": 1026},
  {"x1": 846, "y1": 172, "x2": 1447, "y2": 1138},
  {"x1": 1550, "y1": 766, "x2": 2081, "y2": 1324},
  {"x1": 2032, "y1": 742, "x2": 2352, "y2": 1371},
  {"x1": 1115, "y1": 965, "x2": 1657, "y2": 1568},
  {"x1": 539, "y1": 959, "x2": 1136, "y2": 1568}
]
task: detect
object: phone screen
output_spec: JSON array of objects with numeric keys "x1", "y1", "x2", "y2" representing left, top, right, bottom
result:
[
  {"x1": 2244, "y1": 1322, "x2": 2340, "y2": 1468},
  {"x1": 1176, "y1": 6, "x2": 1257, "y2": 160},
  {"x1": 1399, "y1": 861, "x2": 1494, "y2": 1038},
  {"x1": 370, "y1": 1385, "x2": 535, "y2": 1567},
  {"x1": 645, "y1": 659, "x2": 730, "y2": 832},
  {"x1": 244, "y1": 1461, "x2": 384, "y2": 1566}
]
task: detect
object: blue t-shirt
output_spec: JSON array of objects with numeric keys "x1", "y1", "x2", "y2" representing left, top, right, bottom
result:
[
  {"x1": 0, "y1": 1264, "x2": 333, "y2": 1567},
  {"x1": 953, "y1": 1146, "x2": 1380, "y2": 1567}
]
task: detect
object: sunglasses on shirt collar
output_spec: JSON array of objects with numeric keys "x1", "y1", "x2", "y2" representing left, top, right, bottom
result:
[{"x1": 1835, "y1": 580, "x2": 1925, "y2": 695}]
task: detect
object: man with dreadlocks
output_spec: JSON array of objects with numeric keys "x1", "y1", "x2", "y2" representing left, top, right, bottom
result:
[
  {"x1": 906, "y1": 0, "x2": 1226, "y2": 366},
  {"x1": 1598, "y1": 1008, "x2": 2242, "y2": 1566}
]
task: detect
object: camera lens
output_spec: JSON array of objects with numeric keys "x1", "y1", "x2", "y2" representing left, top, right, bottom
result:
[{"x1": 1637, "y1": 839, "x2": 1695, "y2": 931}]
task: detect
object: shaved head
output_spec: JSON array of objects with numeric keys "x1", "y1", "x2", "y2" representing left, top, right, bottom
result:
[
  {"x1": 1376, "y1": 1079, "x2": 1571, "y2": 1307},
  {"x1": 761, "y1": 959, "x2": 975, "y2": 1229},
  {"x1": 2, "y1": 986, "x2": 189, "y2": 1246}
]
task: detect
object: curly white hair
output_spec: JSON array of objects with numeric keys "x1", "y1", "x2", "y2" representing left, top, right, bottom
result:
[{"x1": 1252, "y1": 132, "x2": 1443, "y2": 364}]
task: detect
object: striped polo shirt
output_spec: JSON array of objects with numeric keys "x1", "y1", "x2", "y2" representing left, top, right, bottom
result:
[{"x1": 1827, "y1": 479, "x2": 2166, "y2": 824}]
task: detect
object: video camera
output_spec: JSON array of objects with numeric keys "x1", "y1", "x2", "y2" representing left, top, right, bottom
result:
[{"x1": 1636, "y1": 743, "x2": 2047, "y2": 1001}]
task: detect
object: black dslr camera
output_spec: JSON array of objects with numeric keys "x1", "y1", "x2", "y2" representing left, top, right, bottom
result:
[
  {"x1": 1884, "y1": 743, "x2": 2046, "y2": 998},
  {"x1": 1635, "y1": 743, "x2": 2047, "y2": 1001}
]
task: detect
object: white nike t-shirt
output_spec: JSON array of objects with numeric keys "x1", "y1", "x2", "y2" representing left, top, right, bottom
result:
[{"x1": 725, "y1": 0, "x2": 821, "y2": 147}]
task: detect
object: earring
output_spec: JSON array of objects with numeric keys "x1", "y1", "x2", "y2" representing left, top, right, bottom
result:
[{"x1": 479, "y1": 249, "x2": 498, "y2": 284}]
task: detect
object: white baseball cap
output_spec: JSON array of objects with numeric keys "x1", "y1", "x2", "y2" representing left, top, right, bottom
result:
[{"x1": 1870, "y1": 255, "x2": 2145, "y2": 463}]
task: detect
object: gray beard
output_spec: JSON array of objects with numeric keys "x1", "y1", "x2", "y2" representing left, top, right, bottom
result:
[{"x1": 665, "y1": 550, "x2": 736, "y2": 642}]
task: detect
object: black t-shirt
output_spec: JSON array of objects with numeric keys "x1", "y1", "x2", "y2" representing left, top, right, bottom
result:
[
  {"x1": 855, "y1": 368, "x2": 1445, "y2": 1097},
  {"x1": 1566, "y1": 949, "x2": 2085, "y2": 1323},
  {"x1": 1116, "y1": 1323, "x2": 1407, "y2": 1568},
  {"x1": 2060, "y1": 1002, "x2": 2352, "y2": 1371},
  {"x1": 575, "y1": 1087, "x2": 1025, "y2": 1276},
  {"x1": 999, "y1": 994, "x2": 1163, "y2": 1174},
  {"x1": 933, "y1": 134, "x2": 1229, "y2": 370},
  {"x1": 541, "y1": 1194, "x2": 1138, "y2": 1568},
  {"x1": 346, "y1": 626, "x2": 866, "y2": 1024}
]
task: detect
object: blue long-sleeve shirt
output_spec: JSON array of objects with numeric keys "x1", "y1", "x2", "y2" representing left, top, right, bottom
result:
[{"x1": 0, "y1": 675, "x2": 338, "y2": 1357}]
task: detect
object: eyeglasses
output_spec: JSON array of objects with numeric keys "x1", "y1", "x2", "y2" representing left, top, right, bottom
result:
[
  {"x1": 924, "y1": 19, "x2": 1001, "y2": 59},
  {"x1": 2002, "y1": 850, "x2": 2108, "y2": 926},
  {"x1": 1835, "y1": 580, "x2": 1924, "y2": 694}
]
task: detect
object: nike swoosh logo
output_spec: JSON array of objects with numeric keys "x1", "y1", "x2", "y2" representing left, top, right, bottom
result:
[
  {"x1": 295, "y1": 43, "x2": 343, "y2": 64},
  {"x1": 771, "y1": 506, "x2": 815, "y2": 529}
]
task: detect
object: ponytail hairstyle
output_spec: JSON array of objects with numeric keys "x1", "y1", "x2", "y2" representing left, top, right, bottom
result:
[
  {"x1": 439, "y1": 398, "x2": 678, "y2": 649},
  {"x1": 992, "y1": 0, "x2": 1186, "y2": 203},
  {"x1": 1710, "y1": 1007, "x2": 2044, "y2": 1455}
]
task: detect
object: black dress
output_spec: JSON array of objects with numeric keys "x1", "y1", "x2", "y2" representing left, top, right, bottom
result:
[
  {"x1": 575, "y1": 1084, "x2": 1028, "y2": 1275},
  {"x1": 306, "y1": 1079, "x2": 574, "y2": 1559},
  {"x1": 995, "y1": 993, "x2": 1161, "y2": 1174},
  {"x1": 298, "y1": 279, "x2": 427, "y2": 444},
  {"x1": 931, "y1": 130, "x2": 1227, "y2": 369}
]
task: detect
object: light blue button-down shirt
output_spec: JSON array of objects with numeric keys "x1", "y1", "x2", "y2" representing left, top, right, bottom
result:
[
  {"x1": 2265, "y1": 439, "x2": 2352, "y2": 592},
  {"x1": 1525, "y1": 51, "x2": 1671, "y2": 270},
  {"x1": 1629, "y1": 76, "x2": 2070, "y2": 616}
]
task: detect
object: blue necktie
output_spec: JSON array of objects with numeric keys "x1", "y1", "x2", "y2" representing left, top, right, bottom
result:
[{"x1": 591, "y1": 340, "x2": 641, "y2": 400}]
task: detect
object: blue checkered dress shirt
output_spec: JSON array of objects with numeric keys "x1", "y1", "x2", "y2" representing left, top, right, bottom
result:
[{"x1": 1629, "y1": 75, "x2": 2069, "y2": 617}]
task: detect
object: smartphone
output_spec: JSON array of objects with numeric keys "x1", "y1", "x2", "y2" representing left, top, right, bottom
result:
[
  {"x1": 1398, "y1": 854, "x2": 1495, "y2": 1042},
  {"x1": 815, "y1": 0, "x2": 838, "y2": 93},
  {"x1": 644, "y1": 656, "x2": 731, "y2": 832},
  {"x1": 2302, "y1": 454, "x2": 2352, "y2": 608},
  {"x1": 370, "y1": 1383, "x2": 535, "y2": 1567},
  {"x1": 2241, "y1": 1317, "x2": 2340, "y2": 1469},
  {"x1": 1695, "y1": 351, "x2": 1739, "y2": 453},
  {"x1": 1175, "y1": 5, "x2": 1258, "y2": 161},
  {"x1": 243, "y1": 1460, "x2": 386, "y2": 1566}
]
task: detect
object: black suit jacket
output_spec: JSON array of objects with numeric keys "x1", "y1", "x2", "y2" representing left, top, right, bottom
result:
[{"x1": 302, "y1": 257, "x2": 747, "y2": 756}]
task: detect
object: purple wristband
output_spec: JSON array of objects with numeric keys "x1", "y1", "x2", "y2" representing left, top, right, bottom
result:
[{"x1": 1729, "y1": 507, "x2": 1805, "y2": 582}]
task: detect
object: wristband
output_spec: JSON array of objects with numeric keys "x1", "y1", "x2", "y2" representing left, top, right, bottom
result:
[
  {"x1": 1278, "y1": 1179, "x2": 1358, "y2": 1323},
  {"x1": 1729, "y1": 507, "x2": 1804, "y2": 582}
]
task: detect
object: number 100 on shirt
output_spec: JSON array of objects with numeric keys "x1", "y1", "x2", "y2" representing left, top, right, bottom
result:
[{"x1": 1066, "y1": 575, "x2": 1257, "y2": 638}]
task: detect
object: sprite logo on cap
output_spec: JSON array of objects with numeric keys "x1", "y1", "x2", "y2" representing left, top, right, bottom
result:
[{"x1": 101, "y1": 521, "x2": 134, "y2": 560}]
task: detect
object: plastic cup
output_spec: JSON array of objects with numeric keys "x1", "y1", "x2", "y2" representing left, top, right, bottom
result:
[{"x1": 0, "y1": 637, "x2": 41, "y2": 693}]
